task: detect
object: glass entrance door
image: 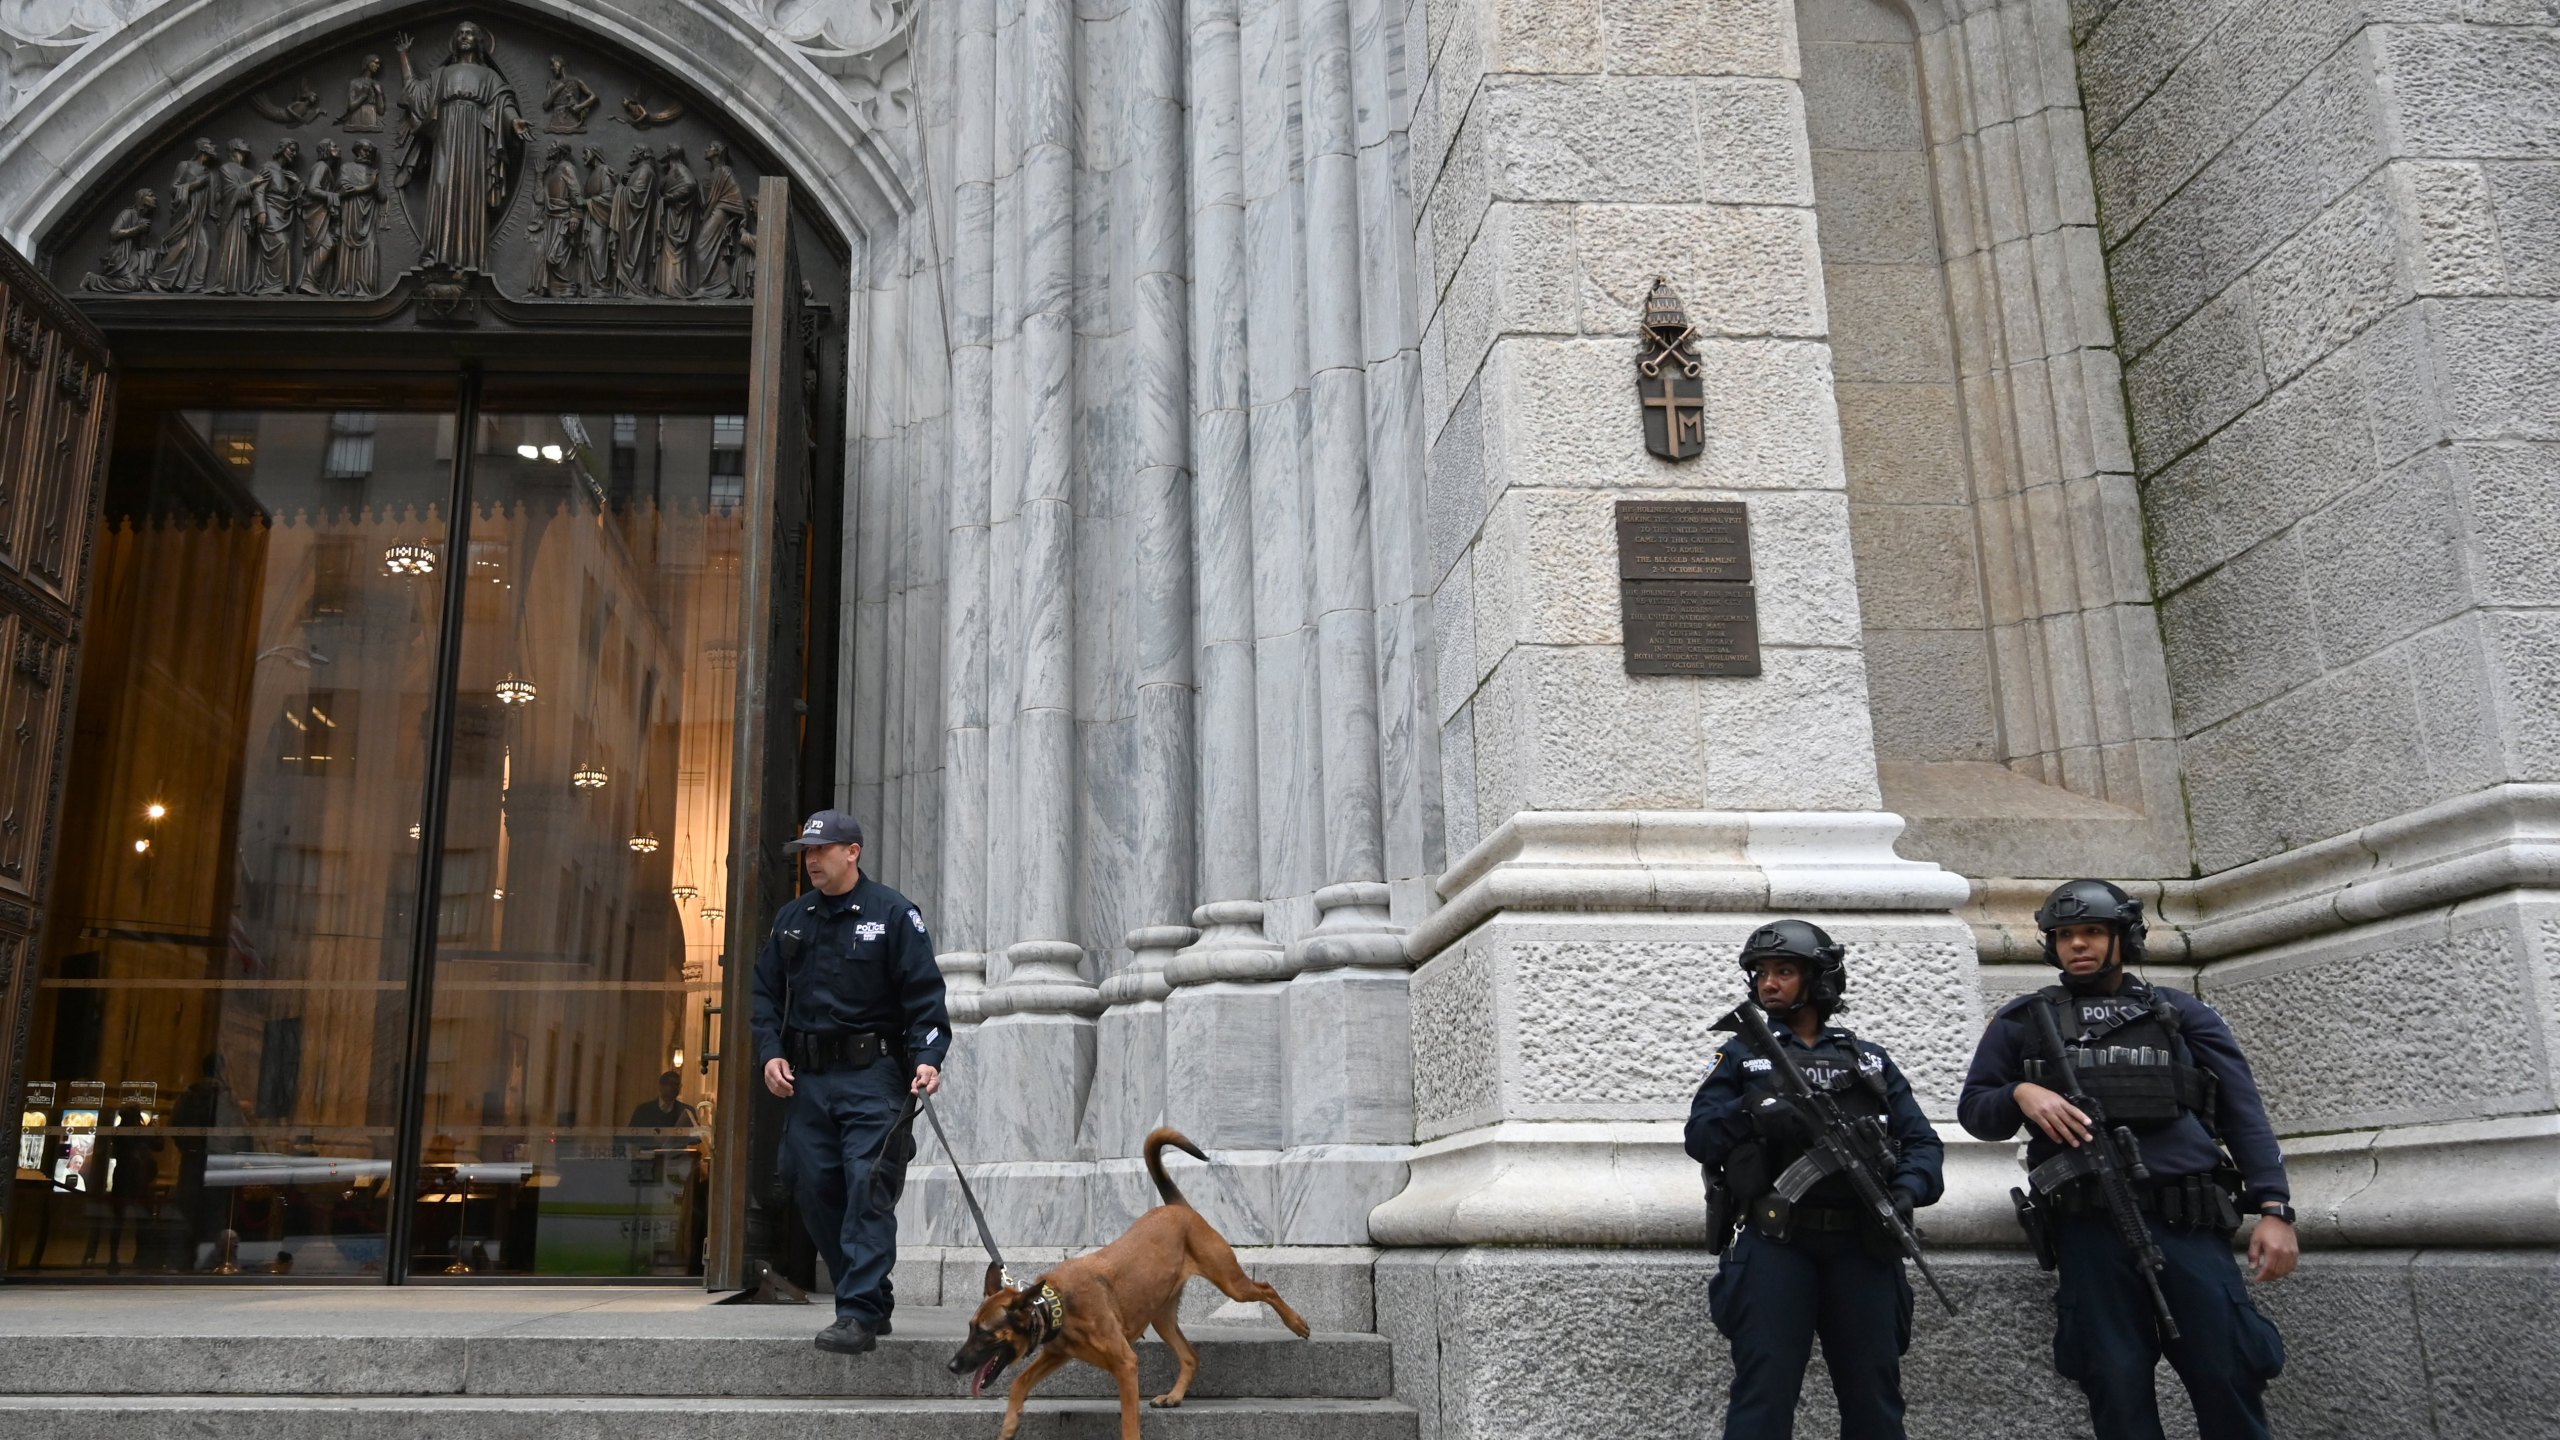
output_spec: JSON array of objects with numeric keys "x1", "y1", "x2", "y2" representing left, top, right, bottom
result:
[{"x1": 9, "y1": 388, "x2": 762, "y2": 1281}]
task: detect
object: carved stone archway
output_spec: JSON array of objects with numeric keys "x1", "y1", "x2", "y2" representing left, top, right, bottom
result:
[{"x1": 0, "y1": 0, "x2": 914, "y2": 260}]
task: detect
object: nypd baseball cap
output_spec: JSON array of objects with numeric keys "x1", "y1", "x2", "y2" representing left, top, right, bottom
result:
[{"x1": 784, "y1": 809, "x2": 864, "y2": 850}]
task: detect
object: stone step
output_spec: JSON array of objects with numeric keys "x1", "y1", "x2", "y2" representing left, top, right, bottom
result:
[
  {"x1": 0, "y1": 1394, "x2": 1421, "y2": 1439},
  {"x1": 0, "y1": 1323, "x2": 1392, "y2": 1401}
]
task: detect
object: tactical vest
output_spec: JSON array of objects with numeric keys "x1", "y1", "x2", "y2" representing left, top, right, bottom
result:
[
  {"x1": 2020, "y1": 985, "x2": 2216, "y2": 1129},
  {"x1": 1731, "y1": 1033, "x2": 1895, "y2": 1204}
]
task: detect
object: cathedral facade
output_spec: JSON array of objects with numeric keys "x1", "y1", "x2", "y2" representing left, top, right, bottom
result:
[{"x1": 0, "y1": 0, "x2": 2550, "y2": 1430}]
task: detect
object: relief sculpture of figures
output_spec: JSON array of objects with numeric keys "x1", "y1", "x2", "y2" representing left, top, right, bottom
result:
[
  {"x1": 394, "y1": 22, "x2": 528, "y2": 274},
  {"x1": 611, "y1": 95, "x2": 685, "y2": 128},
  {"x1": 210, "y1": 138, "x2": 260, "y2": 295},
  {"x1": 692, "y1": 142, "x2": 746, "y2": 299},
  {"x1": 338, "y1": 55, "x2": 387, "y2": 131},
  {"x1": 542, "y1": 56, "x2": 598, "y2": 133},
  {"x1": 253, "y1": 139, "x2": 303, "y2": 295},
  {"x1": 297, "y1": 140, "x2": 342, "y2": 296},
  {"x1": 530, "y1": 142, "x2": 585, "y2": 297},
  {"x1": 611, "y1": 140, "x2": 659, "y2": 298},
  {"x1": 654, "y1": 143, "x2": 697, "y2": 299},
  {"x1": 80, "y1": 190, "x2": 158, "y2": 293},
  {"x1": 151, "y1": 139, "x2": 219, "y2": 292},
  {"x1": 336, "y1": 140, "x2": 382, "y2": 296},
  {"x1": 250, "y1": 80, "x2": 326, "y2": 126},
  {"x1": 579, "y1": 146, "x2": 619, "y2": 295}
]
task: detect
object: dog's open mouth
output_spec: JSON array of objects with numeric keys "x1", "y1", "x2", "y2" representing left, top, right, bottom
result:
[{"x1": 970, "y1": 1354, "x2": 1006, "y2": 1397}]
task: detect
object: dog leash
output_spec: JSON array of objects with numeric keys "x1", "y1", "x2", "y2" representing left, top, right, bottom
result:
[{"x1": 920, "y1": 1091, "x2": 1018, "y2": 1290}]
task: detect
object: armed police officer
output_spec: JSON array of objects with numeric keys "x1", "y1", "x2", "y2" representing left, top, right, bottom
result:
[
  {"x1": 751, "y1": 809, "x2": 950, "y2": 1356},
  {"x1": 1959, "y1": 880, "x2": 2296, "y2": 1440},
  {"x1": 1686, "y1": 920, "x2": 1945, "y2": 1440}
]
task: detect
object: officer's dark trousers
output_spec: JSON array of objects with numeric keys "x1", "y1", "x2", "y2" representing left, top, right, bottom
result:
[
  {"x1": 1709, "y1": 1224, "x2": 1913, "y2": 1440},
  {"x1": 780, "y1": 1060, "x2": 908, "y2": 1325},
  {"x1": 2052, "y1": 1213, "x2": 2284, "y2": 1440}
]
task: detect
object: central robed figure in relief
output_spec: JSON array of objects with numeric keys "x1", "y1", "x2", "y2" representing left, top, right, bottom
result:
[{"x1": 394, "y1": 21, "x2": 527, "y2": 273}]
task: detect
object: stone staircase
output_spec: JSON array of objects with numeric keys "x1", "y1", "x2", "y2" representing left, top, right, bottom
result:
[{"x1": 0, "y1": 1287, "x2": 1419, "y2": 1439}]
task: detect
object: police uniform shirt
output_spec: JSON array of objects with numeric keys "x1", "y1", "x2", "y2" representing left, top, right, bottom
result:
[
  {"x1": 1957, "y1": 976, "x2": 2289, "y2": 1206},
  {"x1": 1684, "y1": 1025, "x2": 1946, "y2": 1207},
  {"x1": 749, "y1": 873, "x2": 952, "y2": 1071}
]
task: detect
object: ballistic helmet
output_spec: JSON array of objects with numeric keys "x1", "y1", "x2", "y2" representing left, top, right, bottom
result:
[
  {"x1": 2033, "y1": 878, "x2": 2147, "y2": 969},
  {"x1": 1738, "y1": 919, "x2": 1849, "y2": 1014}
]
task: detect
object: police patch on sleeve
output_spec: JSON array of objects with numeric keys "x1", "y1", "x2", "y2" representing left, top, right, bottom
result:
[
  {"x1": 1704, "y1": 1051, "x2": 1723, "y2": 1077},
  {"x1": 909, "y1": 909, "x2": 929, "y2": 935}
]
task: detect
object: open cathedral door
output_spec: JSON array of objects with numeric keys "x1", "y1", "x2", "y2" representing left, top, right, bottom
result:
[
  {"x1": 0, "y1": 241, "x2": 114, "y2": 1252},
  {"x1": 706, "y1": 177, "x2": 820, "y2": 1291}
]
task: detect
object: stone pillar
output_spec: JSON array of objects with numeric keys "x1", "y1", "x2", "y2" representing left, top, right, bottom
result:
[
  {"x1": 971, "y1": 0, "x2": 1099, "y2": 1174},
  {"x1": 1373, "y1": 0, "x2": 1987, "y2": 1424}
]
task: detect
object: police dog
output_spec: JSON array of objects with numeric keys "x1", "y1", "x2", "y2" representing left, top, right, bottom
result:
[{"x1": 947, "y1": 1127, "x2": 1310, "y2": 1439}]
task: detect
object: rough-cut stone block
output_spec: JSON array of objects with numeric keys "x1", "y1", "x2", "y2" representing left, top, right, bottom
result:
[
  {"x1": 1476, "y1": 644, "x2": 1708, "y2": 811},
  {"x1": 2397, "y1": 158, "x2": 2506, "y2": 296},
  {"x1": 2413, "y1": 1250, "x2": 2560, "y2": 1436},
  {"x1": 1800, "y1": 37, "x2": 1925, "y2": 153},
  {"x1": 2180, "y1": 641, "x2": 2442, "y2": 871},
  {"x1": 1810, "y1": 146, "x2": 1938, "y2": 266},
  {"x1": 2461, "y1": 441, "x2": 2560, "y2": 607},
  {"x1": 1849, "y1": 501, "x2": 1988, "y2": 630},
  {"x1": 2485, "y1": 158, "x2": 2560, "y2": 294},
  {"x1": 1572, "y1": 202, "x2": 1826, "y2": 339},
  {"x1": 1864, "y1": 627, "x2": 2001, "y2": 762},
  {"x1": 1823, "y1": 261, "x2": 1957, "y2": 383},
  {"x1": 1835, "y1": 382, "x2": 1971, "y2": 505},
  {"x1": 2486, "y1": 608, "x2": 2560, "y2": 781},
  {"x1": 2124, "y1": 284, "x2": 2269, "y2": 472},
  {"x1": 2158, "y1": 535, "x2": 2319, "y2": 731},
  {"x1": 2435, "y1": 297, "x2": 2560, "y2": 444},
  {"x1": 1600, "y1": 0, "x2": 1796, "y2": 76},
  {"x1": 2139, "y1": 355, "x2": 2379, "y2": 589},
  {"x1": 2250, "y1": 175, "x2": 2407, "y2": 384},
  {"x1": 1481, "y1": 335, "x2": 1845, "y2": 494},
  {"x1": 2379, "y1": 22, "x2": 2560, "y2": 161},
  {"x1": 1693, "y1": 77, "x2": 1817, "y2": 206},
  {"x1": 1477, "y1": 75, "x2": 1710, "y2": 203},
  {"x1": 2297, "y1": 455, "x2": 2470, "y2": 665},
  {"x1": 1696, "y1": 645, "x2": 1887, "y2": 810}
]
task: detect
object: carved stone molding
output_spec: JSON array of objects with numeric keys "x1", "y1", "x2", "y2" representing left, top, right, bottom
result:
[{"x1": 731, "y1": 0, "x2": 914, "y2": 130}]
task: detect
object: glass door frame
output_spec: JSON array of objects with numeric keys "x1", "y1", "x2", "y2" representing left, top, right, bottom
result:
[{"x1": 52, "y1": 335, "x2": 819, "y2": 1285}]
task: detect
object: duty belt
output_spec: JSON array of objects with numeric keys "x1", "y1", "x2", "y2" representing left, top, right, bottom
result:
[
  {"x1": 2037, "y1": 1166, "x2": 2240, "y2": 1232},
  {"x1": 1782, "y1": 1203, "x2": 1865, "y2": 1234},
  {"x1": 785, "y1": 1030, "x2": 899, "y2": 1073}
]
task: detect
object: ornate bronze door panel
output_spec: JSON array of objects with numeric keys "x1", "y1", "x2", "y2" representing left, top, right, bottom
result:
[{"x1": 0, "y1": 242, "x2": 115, "y2": 1248}]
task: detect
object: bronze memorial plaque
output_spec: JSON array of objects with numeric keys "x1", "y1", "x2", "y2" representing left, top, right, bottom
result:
[
  {"x1": 1617, "y1": 500, "x2": 1751, "y2": 582},
  {"x1": 1621, "y1": 582, "x2": 1761, "y2": 676}
]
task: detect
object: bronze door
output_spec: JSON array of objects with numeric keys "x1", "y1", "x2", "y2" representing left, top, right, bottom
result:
[{"x1": 0, "y1": 241, "x2": 116, "y2": 1255}]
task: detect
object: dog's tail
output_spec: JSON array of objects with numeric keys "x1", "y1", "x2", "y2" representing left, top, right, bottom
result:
[{"x1": 1142, "y1": 1127, "x2": 1208, "y2": 1208}]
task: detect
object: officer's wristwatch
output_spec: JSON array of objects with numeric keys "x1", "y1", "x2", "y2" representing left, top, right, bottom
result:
[{"x1": 2257, "y1": 1203, "x2": 2298, "y2": 1225}]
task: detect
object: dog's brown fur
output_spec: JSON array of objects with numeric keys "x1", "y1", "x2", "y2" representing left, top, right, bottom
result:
[{"x1": 947, "y1": 1127, "x2": 1310, "y2": 1439}]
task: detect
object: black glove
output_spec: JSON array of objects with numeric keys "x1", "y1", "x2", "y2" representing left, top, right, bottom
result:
[
  {"x1": 1749, "y1": 1095, "x2": 1812, "y2": 1145},
  {"x1": 1889, "y1": 1187, "x2": 1917, "y2": 1228}
]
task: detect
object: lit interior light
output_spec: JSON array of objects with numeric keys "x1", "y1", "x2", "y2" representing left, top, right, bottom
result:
[
  {"x1": 495, "y1": 676, "x2": 537, "y2": 706},
  {"x1": 384, "y1": 543, "x2": 436, "y2": 576},
  {"x1": 629, "y1": 833, "x2": 660, "y2": 854},
  {"x1": 133, "y1": 838, "x2": 150, "y2": 854},
  {"x1": 408, "y1": 823, "x2": 422, "y2": 840},
  {"x1": 516, "y1": 444, "x2": 540, "y2": 460},
  {"x1": 492, "y1": 888, "x2": 505, "y2": 900},
  {"x1": 671, "y1": 1049, "x2": 684, "y2": 1069},
  {"x1": 700, "y1": 907, "x2": 724, "y2": 922},
  {"x1": 541, "y1": 444, "x2": 564, "y2": 462},
  {"x1": 572, "y1": 765, "x2": 608, "y2": 790},
  {"x1": 670, "y1": 885, "x2": 697, "y2": 903},
  {"x1": 144, "y1": 803, "x2": 166, "y2": 821},
  {"x1": 310, "y1": 706, "x2": 335, "y2": 728}
]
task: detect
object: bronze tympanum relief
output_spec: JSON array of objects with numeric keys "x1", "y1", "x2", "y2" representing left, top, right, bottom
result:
[{"x1": 63, "y1": 14, "x2": 773, "y2": 308}]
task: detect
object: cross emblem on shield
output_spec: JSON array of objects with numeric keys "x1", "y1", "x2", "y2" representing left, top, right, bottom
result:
[{"x1": 1635, "y1": 277, "x2": 1706, "y2": 461}]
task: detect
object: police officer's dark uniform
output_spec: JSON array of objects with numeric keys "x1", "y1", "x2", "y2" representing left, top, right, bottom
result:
[
  {"x1": 749, "y1": 809, "x2": 950, "y2": 1353},
  {"x1": 1958, "y1": 880, "x2": 2291, "y2": 1440},
  {"x1": 1685, "y1": 921, "x2": 1946, "y2": 1440}
]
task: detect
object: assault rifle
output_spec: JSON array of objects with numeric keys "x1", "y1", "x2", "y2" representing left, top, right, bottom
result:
[
  {"x1": 1718, "y1": 1000, "x2": 1958, "y2": 1316},
  {"x1": 2027, "y1": 999, "x2": 2179, "y2": 1339}
]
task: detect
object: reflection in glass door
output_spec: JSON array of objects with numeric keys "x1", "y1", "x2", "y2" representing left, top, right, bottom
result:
[
  {"x1": 12, "y1": 403, "x2": 455, "y2": 1277},
  {"x1": 404, "y1": 411, "x2": 742, "y2": 1277}
]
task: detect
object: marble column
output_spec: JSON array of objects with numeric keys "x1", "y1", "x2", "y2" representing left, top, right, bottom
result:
[
  {"x1": 973, "y1": 0, "x2": 1099, "y2": 1170},
  {"x1": 1162, "y1": 0, "x2": 1290, "y2": 1168},
  {"x1": 1088, "y1": 0, "x2": 1197, "y2": 1166},
  {"x1": 935, "y1": 0, "x2": 1000, "y2": 1155}
]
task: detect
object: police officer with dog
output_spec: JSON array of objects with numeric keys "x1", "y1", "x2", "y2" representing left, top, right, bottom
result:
[
  {"x1": 1959, "y1": 879, "x2": 2296, "y2": 1440},
  {"x1": 751, "y1": 809, "x2": 950, "y2": 1356},
  {"x1": 1687, "y1": 920, "x2": 1945, "y2": 1440}
]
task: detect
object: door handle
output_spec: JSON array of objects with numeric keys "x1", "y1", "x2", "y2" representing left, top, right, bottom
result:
[{"x1": 700, "y1": 1001, "x2": 722, "y2": 1075}]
